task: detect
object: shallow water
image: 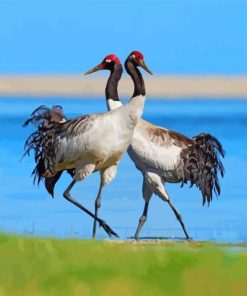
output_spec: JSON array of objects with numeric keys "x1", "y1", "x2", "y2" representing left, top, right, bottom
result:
[{"x1": 0, "y1": 98, "x2": 246, "y2": 242}]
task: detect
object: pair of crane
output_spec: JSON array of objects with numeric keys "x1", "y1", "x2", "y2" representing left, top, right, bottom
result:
[{"x1": 23, "y1": 51, "x2": 225, "y2": 240}]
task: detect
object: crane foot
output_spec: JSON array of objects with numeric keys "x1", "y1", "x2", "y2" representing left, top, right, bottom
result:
[{"x1": 98, "y1": 219, "x2": 119, "y2": 238}]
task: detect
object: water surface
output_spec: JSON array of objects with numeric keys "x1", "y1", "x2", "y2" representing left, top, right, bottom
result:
[{"x1": 0, "y1": 98, "x2": 246, "y2": 242}]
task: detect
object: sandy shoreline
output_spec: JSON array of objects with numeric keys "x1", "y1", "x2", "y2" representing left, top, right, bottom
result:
[{"x1": 0, "y1": 75, "x2": 247, "y2": 99}]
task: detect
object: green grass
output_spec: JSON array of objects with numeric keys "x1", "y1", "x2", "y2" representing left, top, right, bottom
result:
[{"x1": 0, "y1": 234, "x2": 247, "y2": 296}]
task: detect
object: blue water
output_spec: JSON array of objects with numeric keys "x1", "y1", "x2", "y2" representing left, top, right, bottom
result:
[{"x1": 0, "y1": 98, "x2": 246, "y2": 242}]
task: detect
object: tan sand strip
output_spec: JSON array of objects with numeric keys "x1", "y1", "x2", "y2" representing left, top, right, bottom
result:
[{"x1": 0, "y1": 75, "x2": 247, "y2": 98}]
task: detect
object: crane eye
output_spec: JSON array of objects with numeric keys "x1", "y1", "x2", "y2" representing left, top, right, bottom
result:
[
  {"x1": 132, "y1": 54, "x2": 136, "y2": 59},
  {"x1": 105, "y1": 59, "x2": 112, "y2": 63}
]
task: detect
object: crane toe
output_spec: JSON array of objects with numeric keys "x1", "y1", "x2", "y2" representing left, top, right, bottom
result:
[{"x1": 98, "y1": 219, "x2": 119, "y2": 238}]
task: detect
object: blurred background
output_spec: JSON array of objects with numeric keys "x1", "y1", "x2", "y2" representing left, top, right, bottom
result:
[
  {"x1": 0, "y1": 0, "x2": 247, "y2": 74},
  {"x1": 0, "y1": 0, "x2": 247, "y2": 242}
]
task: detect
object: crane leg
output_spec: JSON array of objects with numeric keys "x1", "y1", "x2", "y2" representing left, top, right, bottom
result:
[
  {"x1": 63, "y1": 180, "x2": 119, "y2": 238},
  {"x1": 134, "y1": 201, "x2": 149, "y2": 240},
  {"x1": 92, "y1": 166, "x2": 117, "y2": 239},
  {"x1": 134, "y1": 179, "x2": 153, "y2": 240},
  {"x1": 92, "y1": 180, "x2": 104, "y2": 238},
  {"x1": 167, "y1": 199, "x2": 190, "y2": 240},
  {"x1": 145, "y1": 171, "x2": 190, "y2": 240}
]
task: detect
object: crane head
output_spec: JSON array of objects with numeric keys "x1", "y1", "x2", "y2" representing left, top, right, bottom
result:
[
  {"x1": 127, "y1": 50, "x2": 153, "y2": 75},
  {"x1": 84, "y1": 54, "x2": 121, "y2": 75}
]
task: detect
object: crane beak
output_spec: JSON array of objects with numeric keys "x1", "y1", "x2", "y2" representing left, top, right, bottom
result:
[
  {"x1": 84, "y1": 63, "x2": 104, "y2": 75},
  {"x1": 138, "y1": 59, "x2": 153, "y2": 75}
]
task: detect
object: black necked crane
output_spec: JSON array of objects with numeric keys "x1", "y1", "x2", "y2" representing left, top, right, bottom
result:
[
  {"x1": 102, "y1": 50, "x2": 225, "y2": 240},
  {"x1": 23, "y1": 53, "x2": 153, "y2": 239}
]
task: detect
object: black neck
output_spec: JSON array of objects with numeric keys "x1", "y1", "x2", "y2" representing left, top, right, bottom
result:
[
  {"x1": 124, "y1": 60, "x2": 145, "y2": 97},
  {"x1": 105, "y1": 64, "x2": 123, "y2": 101}
]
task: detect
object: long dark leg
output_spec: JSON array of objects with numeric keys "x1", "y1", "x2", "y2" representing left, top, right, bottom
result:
[
  {"x1": 63, "y1": 180, "x2": 118, "y2": 238},
  {"x1": 167, "y1": 199, "x2": 190, "y2": 240},
  {"x1": 134, "y1": 201, "x2": 149, "y2": 240},
  {"x1": 92, "y1": 180, "x2": 104, "y2": 238}
]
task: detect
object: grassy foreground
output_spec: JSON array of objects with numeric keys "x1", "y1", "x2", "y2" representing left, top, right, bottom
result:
[{"x1": 0, "y1": 234, "x2": 247, "y2": 296}]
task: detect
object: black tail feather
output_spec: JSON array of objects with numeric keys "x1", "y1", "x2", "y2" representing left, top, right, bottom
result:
[
  {"x1": 182, "y1": 133, "x2": 225, "y2": 206},
  {"x1": 45, "y1": 171, "x2": 64, "y2": 197},
  {"x1": 23, "y1": 105, "x2": 67, "y2": 128},
  {"x1": 22, "y1": 105, "x2": 68, "y2": 193},
  {"x1": 45, "y1": 169, "x2": 74, "y2": 198}
]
